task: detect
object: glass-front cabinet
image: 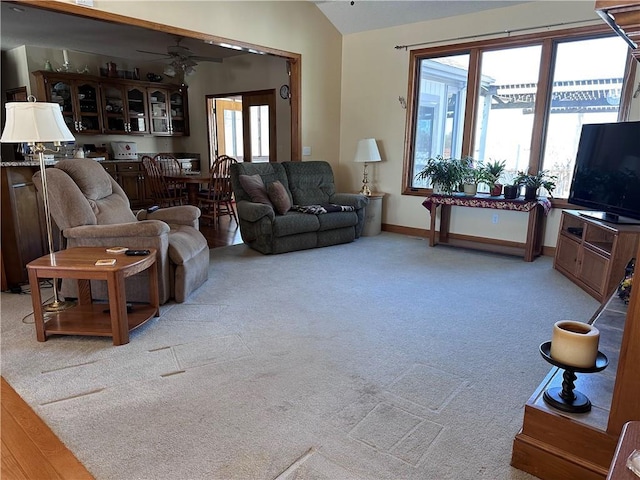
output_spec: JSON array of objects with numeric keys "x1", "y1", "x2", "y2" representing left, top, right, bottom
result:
[
  {"x1": 101, "y1": 84, "x2": 148, "y2": 134},
  {"x1": 126, "y1": 87, "x2": 148, "y2": 134},
  {"x1": 38, "y1": 74, "x2": 102, "y2": 134},
  {"x1": 149, "y1": 86, "x2": 189, "y2": 136},
  {"x1": 34, "y1": 71, "x2": 188, "y2": 137}
]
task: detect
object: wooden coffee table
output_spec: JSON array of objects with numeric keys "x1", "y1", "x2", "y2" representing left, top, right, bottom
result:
[{"x1": 27, "y1": 247, "x2": 159, "y2": 346}]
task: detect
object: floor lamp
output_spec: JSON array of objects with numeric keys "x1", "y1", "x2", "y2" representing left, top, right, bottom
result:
[
  {"x1": 354, "y1": 138, "x2": 381, "y2": 196},
  {"x1": 1, "y1": 98, "x2": 75, "y2": 311}
]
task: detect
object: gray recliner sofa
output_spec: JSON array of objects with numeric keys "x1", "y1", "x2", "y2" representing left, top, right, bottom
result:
[{"x1": 230, "y1": 161, "x2": 369, "y2": 254}]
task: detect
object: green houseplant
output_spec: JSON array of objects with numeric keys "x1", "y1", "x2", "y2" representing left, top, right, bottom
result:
[
  {"x1": 415, "y1": 155, "x2": 467, "y2": 195},
  {"x1": 515, "y1": 170, "x2": 557, "y2": 200},
  {"x1": 461, "y1": 160, "x2": 486, "y2": 196},
  {"x1": 483, "y1": 160, "x2": 506, "y2": 196}
]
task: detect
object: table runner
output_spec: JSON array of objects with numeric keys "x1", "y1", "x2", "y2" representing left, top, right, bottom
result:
[{"x1": 422, "y1": 194, "x2": 552, "y2": 215}]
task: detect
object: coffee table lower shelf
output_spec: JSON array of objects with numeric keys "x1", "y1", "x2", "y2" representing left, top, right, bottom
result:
[{"x1": 42, "y1": 304, "x2": 157, "y2": 338}]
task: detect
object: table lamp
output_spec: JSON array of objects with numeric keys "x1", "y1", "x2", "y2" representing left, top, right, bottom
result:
[
  {"x1": 1, "y1": 98, "x2": 75, "y2": 312},
  {"x1": 354, "y1": 138, "x2": 381, "y2": 196}
]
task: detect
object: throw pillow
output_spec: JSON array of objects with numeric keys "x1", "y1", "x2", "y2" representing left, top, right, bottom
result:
[
  {"x1": 267, "y1": 181, "x2": 292, "y2": 215},
  {"x1": 239, "y1": 174, "x2": 272, "y2": 206}
]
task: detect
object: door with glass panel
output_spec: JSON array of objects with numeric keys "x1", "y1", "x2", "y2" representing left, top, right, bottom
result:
[
  {"x1": 207, "y1": 90, "x2": 277, "y2": 164},
  {"x1": 242, "y1": 91, "x2": 276, "y2": 163}
]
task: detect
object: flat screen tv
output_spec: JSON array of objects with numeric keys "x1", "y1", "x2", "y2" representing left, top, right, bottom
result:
[{"x1": 568, "y1": 121, "x2": 640, "y2": 225}]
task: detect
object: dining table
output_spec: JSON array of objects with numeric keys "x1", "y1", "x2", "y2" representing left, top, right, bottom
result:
[{"x1": 163, "y1": 172, "x2": 210, "y2": 206}]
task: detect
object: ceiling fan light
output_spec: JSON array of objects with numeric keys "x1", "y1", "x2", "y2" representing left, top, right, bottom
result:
[
  {"x1": 185, "y1": 66, "x2": 196, "y2": 76},
  {"x1": 163, "y1": 65, "x2": 176, "y2": 77}
]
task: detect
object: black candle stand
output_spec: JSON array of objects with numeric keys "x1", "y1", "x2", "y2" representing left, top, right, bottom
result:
[{"x1": 539, "y1": 341, "x2": 608, "y2": 413}]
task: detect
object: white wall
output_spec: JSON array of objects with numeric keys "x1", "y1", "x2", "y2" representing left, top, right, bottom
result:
[
  {"x1": 187, "y1": 54, "x2": 291, "y2": 163},
  {"x1": 340, "y1": 0, "x2": 640, "y2": 247}
]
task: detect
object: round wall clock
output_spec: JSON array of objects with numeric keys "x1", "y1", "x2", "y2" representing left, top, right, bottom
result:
[{"x1": 280, "y1": 84, "x2": 290, "y2": 99}]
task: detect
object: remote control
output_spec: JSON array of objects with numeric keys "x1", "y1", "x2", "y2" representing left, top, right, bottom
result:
[{"x1": 125, "y1": 249, "x2": 151, "y2": 256}]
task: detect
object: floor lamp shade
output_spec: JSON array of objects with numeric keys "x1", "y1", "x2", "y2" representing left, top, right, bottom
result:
[
  {"x1": 0, "y1": 102, "x2": 74, "y2": 143},
  {"x1": 353, "y1": 138, "x2": 381, "y2": 195}
]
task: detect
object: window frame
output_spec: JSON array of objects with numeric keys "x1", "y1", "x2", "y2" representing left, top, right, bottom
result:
[{"x1": 402, "y1": 24, "x2": 637, "y2": 208}]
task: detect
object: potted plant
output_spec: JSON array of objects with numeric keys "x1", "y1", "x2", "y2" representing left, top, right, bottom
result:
[
  {"x1": 415, "y1": 155, "x2": 466, "y2": 195},
  {"x1": 503, "y1": 180, "x2": 520, "y2": 200},
  {"x1": 483, "y1": 160, "x2": 506, "y2": 196},
  {"x1": 515, "y1": 170, "x2": 557, "y2": 200},
  {"x1": 461, "y1": 160, "x2": 485, "y2": 196}
]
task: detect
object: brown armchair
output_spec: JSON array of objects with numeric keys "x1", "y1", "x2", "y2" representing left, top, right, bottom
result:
[{"x1": 33, "y1": 158, "x2": 209, "y2": 304}]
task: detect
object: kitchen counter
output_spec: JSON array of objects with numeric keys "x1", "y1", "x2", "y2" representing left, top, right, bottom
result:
[{"x1": 1, "y1": 157, "x2": 106, "y2": 167}]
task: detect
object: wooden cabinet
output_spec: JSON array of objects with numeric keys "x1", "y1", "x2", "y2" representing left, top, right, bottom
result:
[
  {"x1": 34, "y1": 72, "x2": 102, "y2": 134},
  {"x1": 554, "y1": 210, "x2": 640, "y2": 302},
  {"x1": 1, "y1": 166, "x2": 51, "y2": 288},
  {"x1": 101, "y1": 84, "x2": 149, "y2": 134},
  {"x1": 101, "y1": 161, "x2": 149, "y2": 208},
  {"x1": 148, "y1": 86, "x2": 189, "y2": 136},
  {"x1": 596, "y1": 1, "x2": 640, "y2": 60},
  {"x1": 33, "y1": 71, "x2": 188, "y2": 137}
]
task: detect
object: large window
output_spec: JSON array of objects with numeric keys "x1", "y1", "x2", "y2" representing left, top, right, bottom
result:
[{"x1": 404, "y1": 26, "x2": 634, "y2": 199}]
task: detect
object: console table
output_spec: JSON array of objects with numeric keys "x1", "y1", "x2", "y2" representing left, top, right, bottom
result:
[{"x1": 422, "y1": 194, "x2": 552, "y2": 261}]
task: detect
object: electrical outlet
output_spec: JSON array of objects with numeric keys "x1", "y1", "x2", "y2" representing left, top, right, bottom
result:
[
  {"x1": 492, "y1": 214, "x2": 499, "y2": 224},
  {"x1": 302, "y1": 146, "x2": 311, "y2": 156}
]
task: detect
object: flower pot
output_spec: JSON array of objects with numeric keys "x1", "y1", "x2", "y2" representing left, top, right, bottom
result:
[
  {"x1": 503, "y1": 185, "x2": 519, "y2": 199},
  {"x1": 490, "y1": 183, "x2": 503, "y2": 196},
  {"x1": 463, "y1": 183, "x2": 477, "y2": 196},
  {"x1": 524, "y1": 185, "x2": 538, "y2": 201}
]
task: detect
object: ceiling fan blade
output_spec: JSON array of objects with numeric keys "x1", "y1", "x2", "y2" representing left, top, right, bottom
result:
[
  {"x1": 136, "y1": 49, "x2": 170, "y2": 56},
  {"x1": 190, "y1": 55, "x2": 223, "y2": 63}
]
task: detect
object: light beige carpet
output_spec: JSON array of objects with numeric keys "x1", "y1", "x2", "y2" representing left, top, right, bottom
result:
[{"x1": 0, "y1": 233, "x2": 600, "y2": 479}]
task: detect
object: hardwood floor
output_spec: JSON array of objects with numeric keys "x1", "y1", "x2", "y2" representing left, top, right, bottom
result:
[
  {"x1": 199, "y1": 215, "x2": 243, "y2": 248},
  {"x1": 1, "y1": 377, "x2": 94, "y2": 480},
  {"x1": 1, "y1": 221, "x2": 242, "y2": 479}
]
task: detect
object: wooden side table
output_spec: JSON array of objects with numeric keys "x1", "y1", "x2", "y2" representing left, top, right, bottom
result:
[{"x1": 27, "y1": 247, "x2": 160, "y2": 346}]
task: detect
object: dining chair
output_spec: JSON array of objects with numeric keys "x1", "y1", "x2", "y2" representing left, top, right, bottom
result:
[
  {"x1": 198, "y1": 155, "x2": 238, "y2": 227},
  {"x1": 153, "y1": 153, "x2": 182, "y2": 175},
  {"x1": 153, "y1": 153, "x2": 187, "y2": 198},
  {"x1": 142, "y1": 155, "x2": 185, "y2": 207}
]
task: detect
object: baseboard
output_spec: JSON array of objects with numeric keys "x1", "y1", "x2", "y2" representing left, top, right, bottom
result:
[{"x1": 381, "y1": 223, "x2": 556, "y2": 257}]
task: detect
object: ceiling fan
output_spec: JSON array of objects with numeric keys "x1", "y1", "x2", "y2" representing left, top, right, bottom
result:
[{"x1": 136, "y1": 37, "x2": 222, "y2": 79}]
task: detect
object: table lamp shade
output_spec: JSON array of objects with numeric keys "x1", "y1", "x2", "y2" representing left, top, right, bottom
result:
[
  {"x1": 354, "y1": 138, "x2": 381, "y2": 163},
  {"x1": 1, "y1": 102, "x2": 74, "y2": 143}
]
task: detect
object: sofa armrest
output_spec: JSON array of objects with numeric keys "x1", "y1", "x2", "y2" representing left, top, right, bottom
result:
[
  {"x1": 64, "y1": 220, "x2": 170, "y2": 240},
  {"x1": 237, "y1": 200, "x2": 275, "y2": 222},
  {"x1": 330, "y1": 193, "x2": 370, "y2": 209},
  {"x1": 136, "y1": 206, "x2": 200, "y2": 227}
]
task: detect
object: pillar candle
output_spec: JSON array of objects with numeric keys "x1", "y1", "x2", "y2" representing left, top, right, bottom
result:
[{"x1": 550, "y1": 320, "x2": 600, "y2": 368}]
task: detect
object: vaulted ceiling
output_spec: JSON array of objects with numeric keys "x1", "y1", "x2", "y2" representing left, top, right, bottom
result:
[{"x1": 1, "y1": 1, "x2": 529, "y2": 63}]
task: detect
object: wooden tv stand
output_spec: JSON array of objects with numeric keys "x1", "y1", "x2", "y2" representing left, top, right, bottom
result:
[
  {"x1": 511, "y1": 243, "x2": 640, "y2": 479},
  {"x1": 554, "y1": 210, "x2": 640, "y2": 303}
]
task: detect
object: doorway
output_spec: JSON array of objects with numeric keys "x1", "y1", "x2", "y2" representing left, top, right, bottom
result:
[{"x1": 207, "y1": 90, "x2": 277, "y2": 165}]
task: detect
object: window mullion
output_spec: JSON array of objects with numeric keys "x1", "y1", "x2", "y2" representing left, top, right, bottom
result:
[
  {"x1": 528, "y1": 38, "x2": 555, "y2": 175},
  {"x1": 461, "y1": 48, "x2": 481, "y2": 158},
  {"x1": 618, "y1": 53, "x2": 637, "y2": 122}
]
